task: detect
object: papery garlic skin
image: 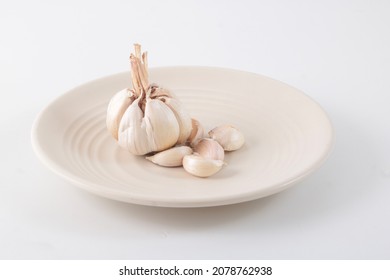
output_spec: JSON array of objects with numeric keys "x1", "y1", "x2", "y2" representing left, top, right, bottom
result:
[
  {"x1": 183, "y1": 154, "x2": 225, "y2": 178},
  {"x1": 118, "y1": 97, "x2": 180, "y2": 155},
  {"x1": 193, "y1": 138, "x2": 224, "y2": 161},
  {"x1": 146, "y1": 146, "x2": 193, "y2": 167},
  {"x1": 106, "y1": 89, "x2": 135, "y2": 140},
  {"x1": 187, "y1": 119, "x2": 204, "y2": 147},
  {"x1": 209, "y1": 125, "x2": 245, "y2": 151},
  {"x1": 164, "y1": 97, "x2": 192, "y2": 144}
]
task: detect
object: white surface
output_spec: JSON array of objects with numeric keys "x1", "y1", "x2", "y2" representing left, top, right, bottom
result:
[
  {"x1": 31, "y1": 68, "x2": 333, "y2": 207},
  {"x1": 0, "y1": 0, "x2": 389, "y2": 259}
]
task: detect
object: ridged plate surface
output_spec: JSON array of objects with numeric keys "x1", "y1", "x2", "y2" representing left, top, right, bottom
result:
[{"x1": 31, "y1": 67, "x2": 333, "y2": 207}]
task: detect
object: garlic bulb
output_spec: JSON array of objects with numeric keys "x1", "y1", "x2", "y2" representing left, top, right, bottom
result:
[
  {"x1": 193, "y1": 138, "x2": 224, "y2": 161},
  {"x1": 183, "y1": 154, "x2": 225, "y2": 178},
  {"x1": 106, "y1": 44, "x2": 192, "y2": 155},
  {"x1": 146, "y1": 146, "x2": 193, "y2": 167},
  {"x1": 208, "y1": 125, "x2": 245, "y2": 151}
]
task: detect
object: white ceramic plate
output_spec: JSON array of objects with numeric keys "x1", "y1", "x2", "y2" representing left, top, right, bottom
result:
[{"x1": 31, "y1": 67, "x2": 333, "y2": 207}]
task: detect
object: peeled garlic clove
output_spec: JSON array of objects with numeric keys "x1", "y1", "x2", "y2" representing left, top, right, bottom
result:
[
  {"x1": 106, "y1": 88, "x2": 135, "y2": 140},
  {"x1": 193, "y1": 138, "x2": 224, "y2": 161},
  {"x1": 209, "y1": 125, "x2": 245, "y2": 151},
  {"x1": 164, "y1": 97, "x2": 192, "y2": 145},
  {"x1": 187, "y1": 119, "x2": 204, "y2": 147},
  {"x1": 183, "y1": 154, "x2": 225, "y2": 178},
  {"x1": 146, "y1": 146, "x2": 193, "y2": 167}
]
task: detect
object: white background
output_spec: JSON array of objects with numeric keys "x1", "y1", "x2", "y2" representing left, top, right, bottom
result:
[{"x1": 1, "y1": 0, "x2": 389, "y2": 259}]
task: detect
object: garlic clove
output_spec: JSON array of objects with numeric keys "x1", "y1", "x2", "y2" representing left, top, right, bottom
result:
[
  {"x1": 193, "y1": 138, "x2": 224, "y2": 161},
  {"x1": 183, "y1": 154, "x2": 225, "y2": 178},
  {"x1": 208, "y1": 125, "x2": 245, "y2": 151},
  {"x1": 146, "y1": 146, "x2": 193, "y2": 167},
  {"x1": 144, "y1": 98, "x2": 180, "y2": 152},
  {"x1": 187, "y1": 119, "x2": 204, "y2": 147},
  {"x1": 118, "y1": 97, "x2": 180, "y2": 155},
  {"x1": 164, "y1": 97, "x2": 192, "y2": 145},
  {"x1": 106, "y1": 88, "x2": 135, "y2": 140},
  {"x1": 117, "y1": 95, "x2": 151, "y2": 155}
]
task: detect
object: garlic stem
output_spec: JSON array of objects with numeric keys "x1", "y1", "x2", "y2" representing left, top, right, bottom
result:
[
  {"x1": 134, "y1": 43, "x2": 141, "y2": 59},
  {"x1": 131, "y1": 54, "x2": 148, "y2": 94},
  {"x1": 130, "y1": 54, "x2": 141, "y2": 96},
  {"x1": 142, "y1": 52, "x2": 148, "y2": 82},
  {"x1": 130, "y1": 44, "x2": 149, "y2": 97},
  {"x1": 137, "y1": 59, "x2": 149, "y2": 91}
]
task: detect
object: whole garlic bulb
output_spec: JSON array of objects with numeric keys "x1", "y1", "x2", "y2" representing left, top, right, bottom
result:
[{"x1": 106, "y1": 44, "x2": 192, "y2": 155}]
